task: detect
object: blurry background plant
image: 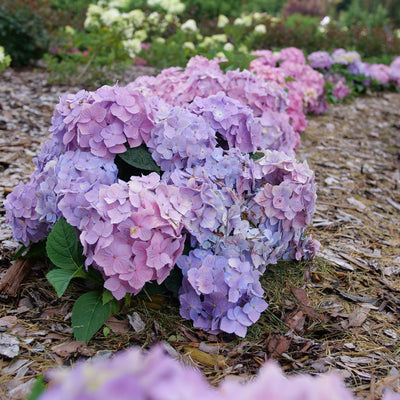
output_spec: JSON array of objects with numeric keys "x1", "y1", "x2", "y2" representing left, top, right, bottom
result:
[
  {"x1": 0, "y1": 45, "x2": 11, "y2": 72},
  {"x1": 0, "y1": 0, "x2": 50, "y2": 66},
  {"x1": 3, "y1": 0, "x2": 400, "y2": 86}
]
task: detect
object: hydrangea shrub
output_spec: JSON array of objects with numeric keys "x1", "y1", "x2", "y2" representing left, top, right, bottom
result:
[{"x1": 5, "y1": 55, "x2": 322, "y2": 338}]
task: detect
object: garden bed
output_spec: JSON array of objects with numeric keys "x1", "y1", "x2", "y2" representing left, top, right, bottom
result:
[{"x1": 0, "y1": 66, "x2": 399, "y2": 400}]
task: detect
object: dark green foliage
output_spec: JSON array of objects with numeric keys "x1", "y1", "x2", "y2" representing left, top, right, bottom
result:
[
  {"x1": 284, "y1": 13, "x2": 320, "y2": 30},
  {"x1": 338, "y1": 0, "x2": 389, "y2": 29},
  {"x1": 182, "y1": 0, "x2": 242, "y2": 21},
  {"x1": 118, "y1": 145, "x2": 162, "y2": 174},
  {"x1": 241, "y1": 0, "x2": 287, "y2": 16},
  {"x1": 0, "y1": 0, "x2": 49, "y2": 66}
]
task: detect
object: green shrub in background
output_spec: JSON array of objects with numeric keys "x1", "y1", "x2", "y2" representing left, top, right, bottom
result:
[
  {"x1": 241, "y1": 0, "x2": 287, "y2": 16},
  {"x1": 338, "y1": 0, "x2": 389, "y2": 29},
  {"x1": 0, "y1": 0, "x2": 49, "y2": 67},
  {"x1": 181, "y1": 0, "x2": 242, "y2": 21},
  {"x1": 45, "y1": 25, "x2": 132, "y2": 87},
  {"x1": 284, "y1": 13, "x2": 320, "y2": 30}
]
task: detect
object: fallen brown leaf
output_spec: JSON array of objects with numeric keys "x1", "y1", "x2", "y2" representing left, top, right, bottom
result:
[
  {"x1": 266, "y1": 334, "x2": 291, "y2": 357},
  {"x1": 51, "y1": 341, "x2": 94, "y2": 358}
]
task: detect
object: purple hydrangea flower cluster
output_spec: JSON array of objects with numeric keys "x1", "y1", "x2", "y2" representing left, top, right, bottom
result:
[
  {"x1": 307, "y1": 51, "x2": 334, "y2": 70},
  {"x1": 6, "y1": 54, "x2": 321, "y2": 337},
  {"x1": 178, "y1": 248, "x2": 267, "y2": 337},
  {"x1": 50, "y1": 85, "x2": 156, "y2": 158},
  {"x1": 37, "y1": 345, "x2": 400, "y2": 400}
]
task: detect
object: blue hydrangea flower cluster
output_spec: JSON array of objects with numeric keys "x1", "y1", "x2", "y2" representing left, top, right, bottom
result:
[
  {"x1": 5, "y1": 55, "x2": 321, "y2": 337},
  {"x1": 37, "y1": 345, "x2": 400, "y2": 400}
]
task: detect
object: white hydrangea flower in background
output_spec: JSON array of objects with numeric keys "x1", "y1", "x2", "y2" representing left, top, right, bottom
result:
[
  {"x1": 183, "y1": 42, "x2": 195, "y2": 51},
  {"x1": 134, "y1": 29, "x2": 148, "y2": 42},
  {"x1": 216, "y1": 51, "x2": 227, "y2": 59},
  {"x1": 181, "y1": 19, "x2": 198, "y2": 33},
  {"x1": 84, "y1": 4, "x2": 103, "y2": 29},
  {"x1": 122, "y1": 38, "x2": 142, "y2": 57},
  {"x1": 101, "y1": 8, "x2": 121, "y2": 25},
  {"x1": 147, "y1": 0, "x2": 185, "y2": 14},
  {"x1": 108, "y1": 0, "x2": 131, "y2": 8},
  {"x1": 148, "y1": 11, "x2": 161, "y2": 25},
  {"x1": 64, "y1": 25, "x2": 75, "y2": 35},
  {"x1": 211, "y1": 34, "x2": 227, "y2": 44},
  {"x1": 128, "y1": 9, "x2": 145, "y2": 28},
  {"x1": 234, "y1": 15, "x2": 252, "y2": 27},
  {"x1": 223, "y1": 42, "x2": 234, "y2": 52},
  {"x1": 217, "y1": 14, "x2": 229, "y2": 28},
  {"x1": 233, "y1": 17, "x2": 245, "y2": 26},
  {"x1": 254, "y1": 24, "x2": 266, "y2": 35}
]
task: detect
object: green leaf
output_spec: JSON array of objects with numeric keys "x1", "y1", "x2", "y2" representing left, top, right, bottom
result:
[
  {"x1": 46, "y1": 218, "x2": 85, "y2": 271},
  {"x1": 284, "y1": 77, "x2": 296, "y2": 82},
  {"x1": 72, "y1": 291, "x2": 113, "y2": 343},
  {"x1": 219, "y1": 51, "x2": 258, "y2": 72},
  {"x1": 102, "y1": 289, "x2": 115, "y2": 305},
  {"x1": 118, "y1": 145, "x2": 161, "y2": 174},
  {"x1": 163, "y1": 266, "x2": 183, "y2": 297},
  {"x1": 13, "y1": 240, "x2": 46, "y2": 260},
  {"x1": 250, "y1": 152, "x2": 265, "y2": 161},
  {"x1": 26, "y1": 375, "x2": 46, "y2": 400},
  {"x1": 46, "y1": 267, "x2": 87, "y2": 298}
]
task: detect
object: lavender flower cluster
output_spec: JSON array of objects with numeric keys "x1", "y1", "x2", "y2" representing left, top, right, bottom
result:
[
  {"x1": 5, "y1": 55, "x2": 320, "y2": 337},
  {"x1": 307, "y1": 49, "x2": 400, "y2": 99},
  {"x1": 37, "y1": 345, "x2": 400, "y2": 400}
]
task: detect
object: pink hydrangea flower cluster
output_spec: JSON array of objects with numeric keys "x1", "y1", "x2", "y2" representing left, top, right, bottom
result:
[
  {"x1": 5, "y1": 54, "x2": 321, "y2": 336},
  {"x1": 390, "y1": 56, "x2": 400, "y2": 85},
  {"x1": 81, "y1": 174, "x2": 189, "y2": 299},
  {"x1": 131, "y1": 56, "x2": 300, "y2": 155},
  {"x1": 37, "y1": 345, "x2": 400, "y2": 400},
  {"x1": 250, "y1": 47, "x2": 327, "y2": 133}
]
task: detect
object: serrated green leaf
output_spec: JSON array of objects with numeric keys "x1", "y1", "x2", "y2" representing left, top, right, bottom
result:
[
  {"x1": 118, "y1": 145, "x2": 161, "y2": 173},
  {"x1": 284, "y1": 76, "x2": 296, "y2": 82},
  {"x1": 72, "y1": 291, "x2": 113, "y2": 343},
  {"x1": 26, "y1": 375, "x2": 46, "y2": 400},
  {"x1": 46, "y1": 218, "x2": 85, "y2": 271},
  {"x1": 46, "y1": 267, "x2": 87, "y2": 298}
]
